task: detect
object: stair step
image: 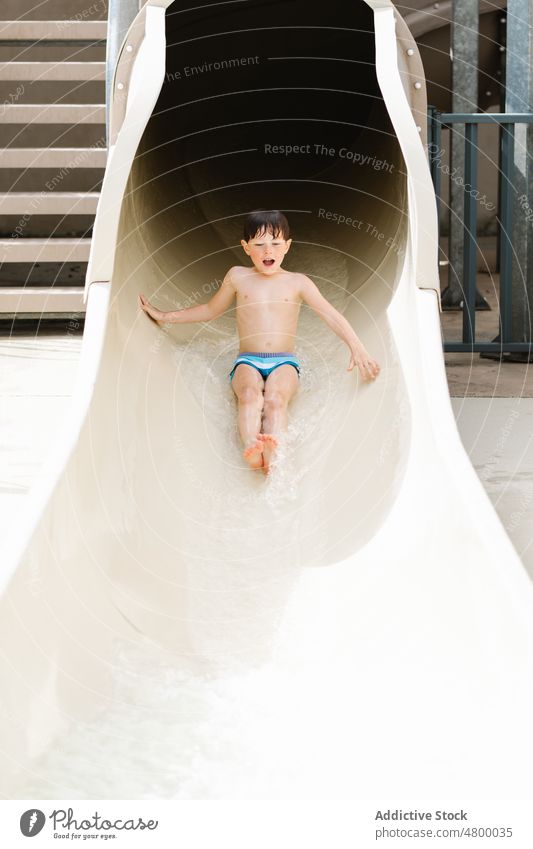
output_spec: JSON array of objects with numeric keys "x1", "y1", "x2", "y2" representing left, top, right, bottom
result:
[
  {"x1": 2, "y1": 103, "x2": 105, "y2": 123},
  {"x1": 0, "y1": 61, "x2": 105, "y2": 81},
  {"x1": 0, "y1": 21, "x2": 107, "y2": 41},
  {"x1": 1, "y1": 1, "x2": 108, "y2": 22},
  {"x1": 0, "y1": 238, "x2": 91, "y2": 262},
  {"x1": 0, "y1": 147, "x2": 107, "y2": 168},
  {"x1": 0, "y1": 43, "x2": 105, "y2": 65},
  {"x1": 0, "y1": 124, "x2": 105, "y2": 148},
  {"x1": 0, "y1": 192, "x2": 99, "y2": 214},
  {"x1": 0, "y1": 286, "x2": 85, "y2": 313}
]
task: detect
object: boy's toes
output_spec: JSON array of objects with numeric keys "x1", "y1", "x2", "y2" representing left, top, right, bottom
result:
[
  {"x1": 258, "y1": 433, "x2": 278, "y2": 449},
  {"x1": 258, "y1": 434, "x2": 278, "y2": 475},
  {"x1": 243, "y1": 438, "x2": 264, "y2": 470}
]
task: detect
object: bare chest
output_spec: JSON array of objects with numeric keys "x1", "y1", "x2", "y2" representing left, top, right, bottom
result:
[{"x1": 236, "y1": 284, "x2": 300, "y2": 308}]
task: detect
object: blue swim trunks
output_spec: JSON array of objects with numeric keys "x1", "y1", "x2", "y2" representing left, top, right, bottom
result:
[{"x1": 229, "y1": 351, "x2": 301, "y2": 381}]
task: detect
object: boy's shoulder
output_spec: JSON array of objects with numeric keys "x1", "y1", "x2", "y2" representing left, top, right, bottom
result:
[
  {"x1": 290, "y1": 271, "x2": 315, "y2": 288},
  {"x1": 227, "y1": 265, "x2": 249, "y2": 279},
  {"x1": 225, "y1": 265, "x2": 252, "y2": 286}
]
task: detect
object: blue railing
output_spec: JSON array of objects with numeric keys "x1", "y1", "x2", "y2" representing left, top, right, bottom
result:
[{"x1": 427, "y1": 108, "x2": 533, "y2": 355}]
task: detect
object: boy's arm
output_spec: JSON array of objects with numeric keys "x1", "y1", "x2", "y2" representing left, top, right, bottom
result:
[
  {"x1": 139, "y1": 268, "x2": 237, "y2": 324},
  {"x1": 298, "y1": 274, "x2": 380, "y2": 381}
]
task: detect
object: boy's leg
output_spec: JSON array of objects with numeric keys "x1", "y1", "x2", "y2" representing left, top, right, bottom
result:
[
  {"x1": 231, "y1": 364, "x2": 265, "y2": 470},
  {"x1": 260, "y1": 365, "x2": 299, "y2": 471}
]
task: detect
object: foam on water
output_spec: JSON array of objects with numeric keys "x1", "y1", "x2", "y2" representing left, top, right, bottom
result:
[{"x1": 8, "y1": 630, "x2": 391, "y2": 799}]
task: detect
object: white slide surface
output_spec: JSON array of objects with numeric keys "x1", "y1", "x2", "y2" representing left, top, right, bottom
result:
[{"x1": 1, "y1": 0, "x2": 533, "y2": 799}]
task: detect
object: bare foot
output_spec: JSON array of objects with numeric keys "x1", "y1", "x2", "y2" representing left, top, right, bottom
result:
[
  {"x1": 257, "y1": 433, "x2": 278, "y2": 475},
  {"x1": 243, "y1": 438, "x2": 264, "y2": 471}
]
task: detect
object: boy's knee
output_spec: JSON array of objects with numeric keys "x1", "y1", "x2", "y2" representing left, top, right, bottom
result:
[
  {"x1": 263, "y1": 390, "x2": 286, "y2": 411},
  {"x1": 238, "y1": 385, "x2": 263, "y2": 406}
]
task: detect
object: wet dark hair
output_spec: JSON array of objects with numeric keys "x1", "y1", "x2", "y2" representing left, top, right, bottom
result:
[{"x1": 243, "y1": 210, "x2": 290, "y2": 241}]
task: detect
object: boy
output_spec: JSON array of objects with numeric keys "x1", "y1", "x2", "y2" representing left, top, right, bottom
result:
[{"x1": 139, "y1": 210, "x2": 380, "y2": 474}]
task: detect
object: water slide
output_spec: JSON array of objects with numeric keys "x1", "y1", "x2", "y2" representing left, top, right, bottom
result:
[{"x1": 2, "y1": 0, "x2": 533, "y2": 800}]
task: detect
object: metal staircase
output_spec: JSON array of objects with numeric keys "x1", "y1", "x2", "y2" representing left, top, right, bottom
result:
[{"x1": 0, "y1": 1, "x2": 108, "y2": 329}]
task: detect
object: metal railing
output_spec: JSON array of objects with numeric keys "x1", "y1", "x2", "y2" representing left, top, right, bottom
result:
[{"x1": 427, "y1": 108, "x2": 533, "y2": 355}]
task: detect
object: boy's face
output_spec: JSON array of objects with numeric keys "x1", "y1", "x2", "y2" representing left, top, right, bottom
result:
[{"x1": 240, "y1": 229, "x2": 292, "y2": 276}]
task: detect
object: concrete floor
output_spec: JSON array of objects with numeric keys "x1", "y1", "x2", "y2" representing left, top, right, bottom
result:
[
  {"x1": 445, "y1": 351, "x2": 532, "y2": 397},
  {"x1": 442, "y1": 272, "x2": 533, "y2": 397},
  {"x1": 1, "y1": 334, "x2": 533, "y2": 582},
  {"x1": 439, "y1": 240, "x2": 533, "y2": 397},
  {"x1": 451, "y1": 395, "x2": 533, "y2": 577}
]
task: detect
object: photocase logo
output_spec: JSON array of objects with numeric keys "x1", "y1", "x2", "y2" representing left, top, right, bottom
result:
[
  {"x1": 20, "y1": 809, "x2": 46, "y2": 837},
  {"x1": 19, "y1": 805, "x2": 159, "y2": 837}
]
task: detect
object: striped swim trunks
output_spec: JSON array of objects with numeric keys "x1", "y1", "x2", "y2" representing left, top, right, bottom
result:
[{"x1": 229, "y1": 351, "x2": 301, "y2": 381}]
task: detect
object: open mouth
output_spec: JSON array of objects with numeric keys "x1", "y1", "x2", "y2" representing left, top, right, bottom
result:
[{"x1": 262, "y1": 259, "x2": 275, "y2": 267}]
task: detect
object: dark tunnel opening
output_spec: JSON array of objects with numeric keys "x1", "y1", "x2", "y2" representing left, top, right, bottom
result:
[{"x1": 126, "y1": 0, "x2": 408, "y2": 299}]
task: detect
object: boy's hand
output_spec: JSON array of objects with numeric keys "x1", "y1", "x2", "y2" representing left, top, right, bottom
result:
[
  {"x1": 348, "y1": 347, "x2": 381, "y2": 382},
  {"x1": 138, "y1": 292, "x2": 165, "y2": 323}
]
